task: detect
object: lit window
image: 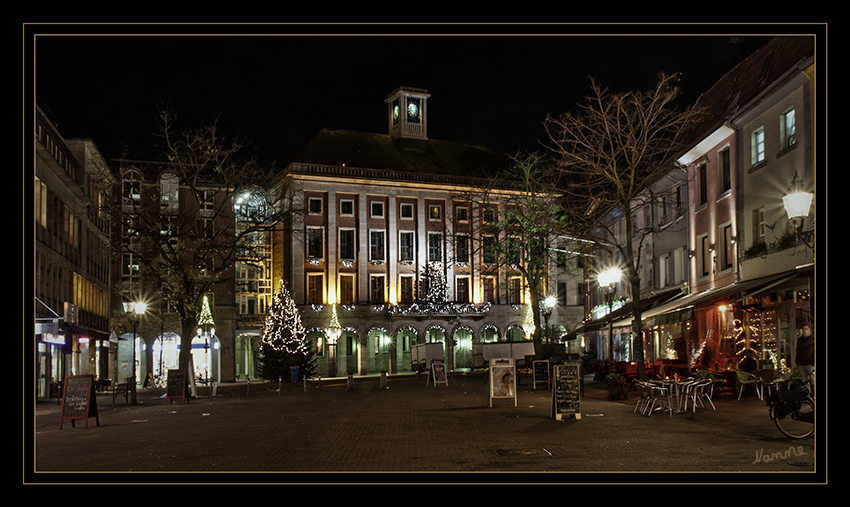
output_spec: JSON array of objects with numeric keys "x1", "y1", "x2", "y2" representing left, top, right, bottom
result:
[
  {"x1": 782, "y1": 109, "x2": 796, "y2": 149},
  {"x1": 752, "y1": 127, "x2": 765, "y2": 165}
]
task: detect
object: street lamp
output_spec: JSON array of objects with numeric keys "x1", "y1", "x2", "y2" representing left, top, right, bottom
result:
[
  {"x1": 128, "y1": 301, "x2": 146, "y2": 405},
  {"x1": 598, "y1": 267, "x2": 622, "y2": 363},
  {"x1": 326, "y1": 303, "x2": 342, "y2": 378},
  {"x1": 782, "y1": 170, "x2": 814, "y2": 248},
  {"x1": 541, "y1": 296, "x2": 557, "y2": 347}
]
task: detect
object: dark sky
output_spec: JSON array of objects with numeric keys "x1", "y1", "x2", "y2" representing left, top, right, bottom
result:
[{"x1": 31, "y1": 26, "x2": 789, "y2": 167}]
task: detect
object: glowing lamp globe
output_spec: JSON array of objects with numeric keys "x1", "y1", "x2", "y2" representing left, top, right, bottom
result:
[{"x1": 782, "y1": 190, "x2": 813, "y2": 221}]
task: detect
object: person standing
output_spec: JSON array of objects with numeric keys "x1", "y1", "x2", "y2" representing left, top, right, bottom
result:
[{"x1": 795, "y1": 321, "x2": 815, "y2": 395}]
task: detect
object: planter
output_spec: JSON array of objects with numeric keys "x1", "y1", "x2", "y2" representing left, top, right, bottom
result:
[{"x1": 605, "y1": 373, "x2": 628, "y2": 400}]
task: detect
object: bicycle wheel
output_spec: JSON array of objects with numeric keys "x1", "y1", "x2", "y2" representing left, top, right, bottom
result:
[{"x1": 774, "y1": 398, "x2": 814, "y2": 439}]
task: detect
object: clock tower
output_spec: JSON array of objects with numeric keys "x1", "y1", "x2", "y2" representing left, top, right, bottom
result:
[{"x1": 386, "y1": 86, "x2": 430, "y2": 141}]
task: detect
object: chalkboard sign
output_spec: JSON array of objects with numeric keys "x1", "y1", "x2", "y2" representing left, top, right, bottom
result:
[
  {"x1": 533, "y1": 360, "x2": 549, "y2": 390},
  {"x1": 166, "y1": 369, "x2": 189, "y2": 404},
  {"x1": 431, "y1": 361, "x2": 448, "y2": 387},
  {"x1": 59, "y1": 375, "x2": 99, "y2": 429},
  {"x1": 552, "y1": 361, "x2": 582, "y2": 420}
]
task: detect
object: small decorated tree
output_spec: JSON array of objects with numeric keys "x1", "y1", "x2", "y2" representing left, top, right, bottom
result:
[{"x1": 258, "y1": 280, "x2": 316, "y2": 382}]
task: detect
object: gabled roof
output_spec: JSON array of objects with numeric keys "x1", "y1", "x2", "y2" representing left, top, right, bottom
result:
[
  {"x1": 677, "y1": 36, "x2": 815, "y2": 150},
  {"x1": 289, "y1": 128, "x2": 509, "y2": 184}
]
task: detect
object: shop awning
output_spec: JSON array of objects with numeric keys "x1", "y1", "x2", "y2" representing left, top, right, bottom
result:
[
  {"x1": 642, "y1": 271, "x2": 800, "y2": 327},
  {"x1": 564, "y1": 289, "x2": 681, "y2": 339}
]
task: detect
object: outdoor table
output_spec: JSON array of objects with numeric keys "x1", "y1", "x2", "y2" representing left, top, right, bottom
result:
[
  {"x1": 712, "y1": 369, "x2": 737, "y2": 395},
  {"x1": 655, "y1": 378, "x2": 686, "y2": 414}
]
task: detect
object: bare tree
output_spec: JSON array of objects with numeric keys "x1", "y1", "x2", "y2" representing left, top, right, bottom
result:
[
  {"x1": 543, "y1": 73, "x2": 703, "y2": 380},
  {"x1": 460, "y1": 151, "x2": 577, "y2": 357},
  {"x1": 117, "y1": 107, "x2": 294, "y2": 373}
]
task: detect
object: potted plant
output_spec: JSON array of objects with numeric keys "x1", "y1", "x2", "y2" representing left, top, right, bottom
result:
[{"x1": 605, "y1": 372, "x2": 628, "y2": 400}]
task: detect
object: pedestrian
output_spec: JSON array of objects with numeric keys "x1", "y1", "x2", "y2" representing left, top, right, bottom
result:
[{"x1": 795, "y1": 321, "x2": 815, "y2": 395}]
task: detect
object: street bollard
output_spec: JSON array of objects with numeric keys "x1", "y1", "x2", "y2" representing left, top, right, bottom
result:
[
  {"x1": 380, "y1": 371, "x2": 387, "y2": 389},
  {"x1": 346, "y1": 373, "x2": 354, "y2": 391}
]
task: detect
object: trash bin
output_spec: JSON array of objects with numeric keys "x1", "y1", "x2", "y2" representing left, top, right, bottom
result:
[{"x1": 290, "y1": 366, "x2": 300, "y2": 383}]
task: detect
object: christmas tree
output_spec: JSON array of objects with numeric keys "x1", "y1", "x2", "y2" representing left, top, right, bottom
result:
[
  {"x1": 420, "y1": 262, "x2": 447, "y2": 304},
  {"x1": 258, "y1": 280, "x2": 316, "y2": 381}
]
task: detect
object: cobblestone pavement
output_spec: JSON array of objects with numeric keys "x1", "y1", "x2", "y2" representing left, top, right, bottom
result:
[{"x1": 29, "y1": 372, "x2": 825, "y2": 484}]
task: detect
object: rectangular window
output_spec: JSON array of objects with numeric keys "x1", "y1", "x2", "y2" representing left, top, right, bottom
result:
[
  {"x1": 753, "y1": 208, "x2": 766, "y2": 243},
  {"x1": 339, "y1": 229, "x2": 356, "y2": 261},
  {"x1": 307, "y1": 227, "x2": 324, "y2": 260},
  {"x1": 340, "y1": 199, "x2": 354, "y2": 216},
  {"x1": 659, "y1": 254, "x2": 669, "y2": 288},
  {"x1": 339, "y1": 274, "x2": 355, "y2": 305},
  {"x1": 308, "y1": 197, "x2": 323, "y2": 215},
  {"x1": 428, "y1": 232, "x2": 442, "y2": 262},
  {"x1": 719, "y1": 147, "x2": 731, "y2": 193},
  {"x1": 752, "y1": 127, "x2": 765, "y2": 164},
  {"x1": 399, "y1": 231, "x2": 415, "y2": 262},
  {"x1": 307, "y1": 274, "x2": 324, "y2": 305},
  {"x1": 370, "y1": 230, "x2": 385, "y2": 261},
  {"x1": 699, "y1": 235, "x2": 710, "y2": 278},
  {"x1": 400, "y1": 203, "x2": 414, "y2": 219},
  {"x1": 429, "y1": 204, "x2": 441, "y2": 221},
  {"x1": 508, "y1": 277, "x2": 522, "y2": 305},
  {"x1": 483, "y1": 277, "x2": 497, "y2": 303},
  {"x1": 455, "y1": 234, "x2": 470, "y2": 264},
  {"x1": 370, "y1": 201, "x2": 384, "y2": 218},
  {"x1": 456, "y1": 207, "x2": 469, "y2": 222},
  {"x1": 370, "y1": 275, "x2": 385, "y2": 304},
  {"x1": 721, "y1": 224, "x2": 734, "y2": 271},
  {"x1": 696, "y1": 163, "x2": 708, "y2": 206},
  {"x1": 400, "y1": 275, "x2": 415, "y2": 304},
  {"x1": 455, "y1": 276, "x2": 470, "y2": 303},
  {"x1": 782, "y1": 109, "x2": 796, "y2": 149},
  {"x1": 483, "y1": 235, "x2": 497, "y2": 265}
]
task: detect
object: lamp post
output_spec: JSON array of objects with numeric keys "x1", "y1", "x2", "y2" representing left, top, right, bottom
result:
[
  {"x1": 128, "y1": 301, "x2": 146, "y2": 405},
  {"x1": 782, "y1": 170, "x2": 814, "y2": 248},
  {"x1": 326, "y1": 304, "x2": 342, "y2": 378},
  {"x1": 781, "y1": 170, "x2": 815, "y2": 324},
  {"x1": 541, "y1": 296, "x2": 557, "y2": 347},
  {"x1": 598, "y1": 267, "x2": 622, "y2": 364}
]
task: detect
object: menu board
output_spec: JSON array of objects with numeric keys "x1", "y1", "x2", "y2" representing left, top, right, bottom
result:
[
  {"x1": 166, "y1": 369, "x2": 189, "y2": 404},
  {"x1": 431, "y1": 361, "x2": 448, "y2": 386},
  {"x1": 489, "y1": 358, "x2": 517, "y2": 407},
  {"x1": 533, "y1": 360, "x2": 549, "y2": 389},
  {"x1": 59, "y1": 375, "x2": 99, "y2": 429},
  {"x1": 552, "y1": 362, "x2": 582, "y2": 420}
]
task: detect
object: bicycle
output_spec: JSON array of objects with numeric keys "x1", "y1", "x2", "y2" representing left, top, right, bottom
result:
[{"x1": 766, "y1": 377, "x2": 814, "y2": 439}]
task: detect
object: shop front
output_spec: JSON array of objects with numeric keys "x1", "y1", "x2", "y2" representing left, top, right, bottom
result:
[{"x1": 641, "y1": 269, "x2": 812, "y2": 375}]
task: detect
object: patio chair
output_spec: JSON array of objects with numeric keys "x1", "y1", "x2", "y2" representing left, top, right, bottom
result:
[{"x1": 736, "y1": 370, "x2": 762, "y2": 400}]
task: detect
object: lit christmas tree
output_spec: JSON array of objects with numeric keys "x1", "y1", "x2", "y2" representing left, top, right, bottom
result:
[
  {"x1": 420, "y1": 262, "x2": 447, "y2": 304},
  {"x1": 258, "y1": 280, "x2": 315, "y2": 381}
]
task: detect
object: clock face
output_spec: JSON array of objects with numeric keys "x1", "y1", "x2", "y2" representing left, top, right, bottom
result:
[
  {"x1": 407, "y1": 98, "x2": 420, "y2": 123},
  {"x1": 392, "y1": 101, "x2": 399, "y2": 124}
]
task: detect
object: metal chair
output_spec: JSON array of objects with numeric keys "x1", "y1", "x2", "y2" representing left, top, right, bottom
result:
[{"x1": 736, "y1": 370, "x2": 762, "y2": 400}]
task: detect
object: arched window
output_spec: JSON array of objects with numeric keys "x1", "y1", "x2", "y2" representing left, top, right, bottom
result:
[
  {"x1": 122, "y1": 168, "x2": 143, "y2": 206},
  {"x1": 233, "y1": 186, "x2": 270, "y2": 223}
]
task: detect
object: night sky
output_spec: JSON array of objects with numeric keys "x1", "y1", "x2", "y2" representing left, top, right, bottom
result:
[{"x1": 31, "y1": 25, "x2": 798, "y2": 168}]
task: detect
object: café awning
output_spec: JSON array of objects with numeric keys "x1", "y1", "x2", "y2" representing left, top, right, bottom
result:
[
  {"x1": 642, "y1": 271, "x2": 800, "y2": 327},
  {"x1": 564, "y1": 289, "x2": 681, "y2": 339}
]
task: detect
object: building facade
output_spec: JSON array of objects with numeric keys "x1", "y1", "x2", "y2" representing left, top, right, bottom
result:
[
  {"x1": 35, "y1": 101, "x2": 115, "y2": 399},
  {"x1": 265, "y1": 87, "x2": 586, "y2": 377},
  {"x1": 572, "y1": 36, "x2": 817, "y2": 377}
]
